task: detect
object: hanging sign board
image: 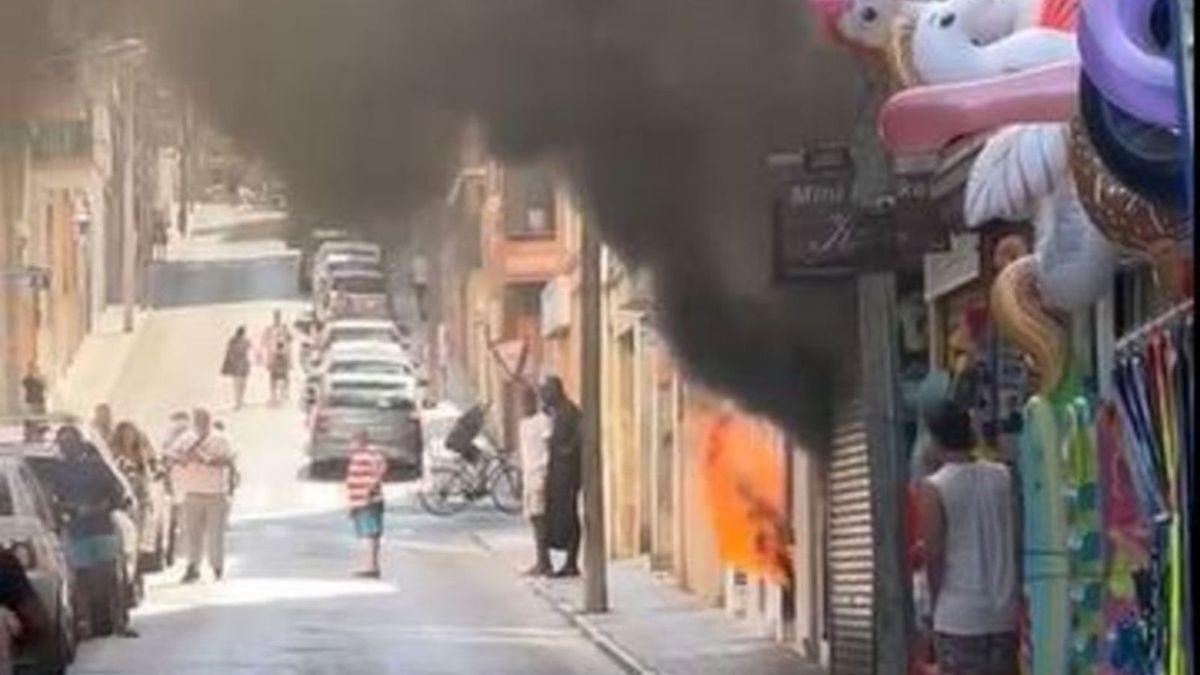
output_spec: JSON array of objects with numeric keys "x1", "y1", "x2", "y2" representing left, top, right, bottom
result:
[
  {"x1": 770, "y1": 145, "x2": 885, "y2": 278},
  {"x1": 769, "y1": 144, "x2": 959, "y2": 280}
]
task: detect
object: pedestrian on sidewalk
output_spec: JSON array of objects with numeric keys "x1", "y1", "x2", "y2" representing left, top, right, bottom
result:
[
  {"x1": 539, "y1": 376, "x2": 582, "y2": 578},
  {"x1": 345, "y1": 430, "x2": 387, "y2": 578},
  {"x1": 169, "y1": 408, "x2": 237, "y2": 583},
  {"x1": 221, "y1": 326, "x2": 252, "y2": 410},
  {"x1": 915, "y1": 400, "x2": 1018, "y2": 675},
  {"x1": 111, "y1": 422, "x2": 156, "y2": 559},
  {"x1": 261, "y1": 310, "x2": 293, "y2": 406},
  {"x1": 410, "y1": 253, "x2": 428, "y2": 322},
  {"x1": 518, "y1": 388, "x2": 552, "y2": 576},
  {"x1": 44, "y1": 425, "x2": 138, "y2": 638},
  {"x1": 21, "y1": 362, "x2": 46, "y2": 416},
  {"x1": 20, "y1": 362, "x2": 47, "y2": 442},
  {"x1": 152, "y1": 211, "x2": 169, "y2": 260}
]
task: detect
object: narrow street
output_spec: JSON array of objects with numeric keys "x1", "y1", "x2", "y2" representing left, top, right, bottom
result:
[{"x1": 69, "y1": 225, "x2": 621, "y2": 674}]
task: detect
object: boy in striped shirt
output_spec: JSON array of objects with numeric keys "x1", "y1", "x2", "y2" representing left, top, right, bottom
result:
[{"x1": 346, "y1": 430, "x2": 387, "y2": 578}]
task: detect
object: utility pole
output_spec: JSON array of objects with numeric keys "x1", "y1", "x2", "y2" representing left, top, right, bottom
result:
[
  {"x1": 121, "y1": 62, "x2": 137, "y2": 333},
  {"x1": 177, "y1": 96, "x2": 190, "y2": 238},
  {"x1": 580, "y1": 214, "x2": 608, "y2": 612}
]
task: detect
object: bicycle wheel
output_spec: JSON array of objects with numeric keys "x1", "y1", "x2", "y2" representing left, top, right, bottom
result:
[
  {"x1": 489, "y1": 462, "x2": 523, "y2": 515},
  {"x1": 418, "y1": 467, "x2": 472, "y2": 516}
]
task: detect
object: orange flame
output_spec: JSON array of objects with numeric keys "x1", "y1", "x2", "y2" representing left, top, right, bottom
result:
[{"x1": 697, "y1": 409, "x2": 792, "y2": 585}]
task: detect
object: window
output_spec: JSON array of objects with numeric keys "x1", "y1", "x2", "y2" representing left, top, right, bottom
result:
[{"x1": 503, "y1": 168, "x2": 556, "y2": 240}]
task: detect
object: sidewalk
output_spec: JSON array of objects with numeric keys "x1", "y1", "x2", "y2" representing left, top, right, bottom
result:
[
  {"x1": 52, "y1": 305, "x2": 149, "y2": 417},
  {"x1": 472, "y1": 523, "x2": 826, "y2": 675}
]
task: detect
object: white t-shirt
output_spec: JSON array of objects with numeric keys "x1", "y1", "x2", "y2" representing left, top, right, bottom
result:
[
  {"x1": 169, "y1": 430, "x2": 236, "y2": 496},
  {"x1": 518, "y1": 413, "x2": 551, "y2": 509},
  {"x1": 927, "y1": 460, "x2": 1018, "y2": 635}
]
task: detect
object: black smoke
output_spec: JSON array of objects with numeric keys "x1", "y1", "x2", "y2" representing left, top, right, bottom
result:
[{"x1": 13, "y1": 1, "x2": 871, "y2": 453}]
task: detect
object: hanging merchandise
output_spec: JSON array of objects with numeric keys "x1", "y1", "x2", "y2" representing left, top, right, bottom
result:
[
  {"x1": 1109, "y1": 301, "x2": 1193, "y2": 675},
  {"x1": 1095, "y1": 402, "x2": 1153, "y2": 674}
]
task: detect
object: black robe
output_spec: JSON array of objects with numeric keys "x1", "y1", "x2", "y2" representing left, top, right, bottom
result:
[{"x1": 543, "y1": 401, "x2": 582, "y2": 550}]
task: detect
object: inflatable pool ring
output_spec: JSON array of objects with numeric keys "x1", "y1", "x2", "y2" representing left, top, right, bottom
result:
[
  {"x1": 1067, "y1": 117, "x2": 1188, "y2": 257},
  {"x1": 1077, "y1": 0, "x2": 1177, "y2": 129},
  {"x1": 989, "y1": 255, "x2": 1069, "y2": 395},
  {"x1": 1079, "y1": 72, "x2": 1186, "y2": 207}
]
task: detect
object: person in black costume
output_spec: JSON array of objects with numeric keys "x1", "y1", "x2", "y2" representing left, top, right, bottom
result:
[{"x1": 539, "y1": 376, "x2": 582, "y2": 578}]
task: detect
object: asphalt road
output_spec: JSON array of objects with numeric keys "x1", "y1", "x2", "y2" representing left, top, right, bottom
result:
[{"x1": 71, "y1": 225, "x2": 620, "y2": 674}]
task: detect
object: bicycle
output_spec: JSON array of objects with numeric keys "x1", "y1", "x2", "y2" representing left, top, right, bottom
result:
[{"x1": 417, "y1": 447, "x2": 522, "y2": 516}]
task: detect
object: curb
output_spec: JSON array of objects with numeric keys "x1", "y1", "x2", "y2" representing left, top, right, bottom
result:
[{"x1": 468, "y1": 531, "x2": 657, "y2": 675}]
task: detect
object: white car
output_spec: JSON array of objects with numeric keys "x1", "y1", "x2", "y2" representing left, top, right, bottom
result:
[
  {"x1": 319, "y1": 271, "x2": 389, "y2": 321},
  {"x1": 313, "y1": 240, "x2": 381, "y2": 270},
  {"x1": 312, "y1": 253, "x2": 380, "y2": 298},
  {"x1": 303, "y1": 352, "x2": 417, "y2": 412},
  {"x1": 318, "y1": 319, "x2": 408, "y2": 351}
]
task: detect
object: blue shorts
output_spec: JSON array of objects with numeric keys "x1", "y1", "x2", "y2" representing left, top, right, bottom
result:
[
  {"x1": 67, "y1": 534, "x2": 120, "y2": 570},
  {"x1": 351, "y1": 502, "x2": 384, "y2": 539}
]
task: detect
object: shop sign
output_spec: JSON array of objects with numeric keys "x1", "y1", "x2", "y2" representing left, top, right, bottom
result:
[
  {"x1": 770, "y1": 145, "x2": 886, "y2": 278},
  {"x1": 770, "y1": 144, "x2": 958, "y2": 279}
]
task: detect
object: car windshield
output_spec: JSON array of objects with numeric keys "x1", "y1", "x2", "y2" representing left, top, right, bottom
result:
[
  {"x1": 329, "y1": 361, "x2": 410, "y2": 376},
  {"x1": 331, "y1": 276, "x2": 384, "y2": 294},
  {"x1": 331, "y1": 327, "x2": 393, "y2": 342},
  {"x1": 327, "y1": 389, "x2": 410, "y2": 409}
]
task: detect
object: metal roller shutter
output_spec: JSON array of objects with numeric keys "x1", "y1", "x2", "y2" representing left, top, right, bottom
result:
[{"x1": 826, "y1": 395, "x2": 874, "y2": 674}]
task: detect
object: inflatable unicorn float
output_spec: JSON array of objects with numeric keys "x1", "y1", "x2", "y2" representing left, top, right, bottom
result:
[
  {"x1": 813, "y1": 0, "x2": 1191, "y2": 395},
  {"x1": 812, "y1": 0, "x2": 1191, "y2": 671}
]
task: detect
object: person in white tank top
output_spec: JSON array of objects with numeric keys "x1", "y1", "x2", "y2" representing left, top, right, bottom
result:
[{"x1": 916, "y1": 400, "x2": 1019, "y2": 675}]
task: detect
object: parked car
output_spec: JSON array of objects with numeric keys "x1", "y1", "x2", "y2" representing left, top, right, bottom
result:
[
  {"x1": 306, "y1": 374, "x2": 423, "y2": 480},
  {"x1": 303, "y1": 353, "x2": 419, "y2": 413},
  {"x1": 15, "y1": 430, "x2": 140, "y2": 637},
  {"x1": 313, "y1": 253, "x2": 380, "y2": 292},
  {"x1": 306, "y1": 336, "x2": 412, "y2": 373},
  {"x1": 313, "y1": 240, "x2": 381, "y2": 270},
  {"x1": 320, "y1": 271, "x2": 390, "y2": 321},
  {"x1": 297, "y1": 227, "x2": 349, "y2": 292},
  {"x1": 317, "y1": 319, "x2": 408, "y2": 352},
  {"x1": 0, "y1": 453, "x2": 77, "y2": 674}
]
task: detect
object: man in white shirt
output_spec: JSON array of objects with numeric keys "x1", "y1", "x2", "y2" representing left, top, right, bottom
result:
[
  {"x1": 168, "y1": 408, "x2": 237, "y2": 583},
  {"x1": 916, "y1": 400, "x2": 1018, "y2": 674},
  {"x1": 517, "y1": 388, "x2": 552, "y2": 576}
]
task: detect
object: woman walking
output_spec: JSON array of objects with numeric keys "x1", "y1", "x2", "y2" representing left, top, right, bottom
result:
[
  {"x1": 111, "y1": 421, "x2": 157, "y2": 576},
  {"x1": 221, "y1": 327, "x2": 252, "y2": 410}
]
